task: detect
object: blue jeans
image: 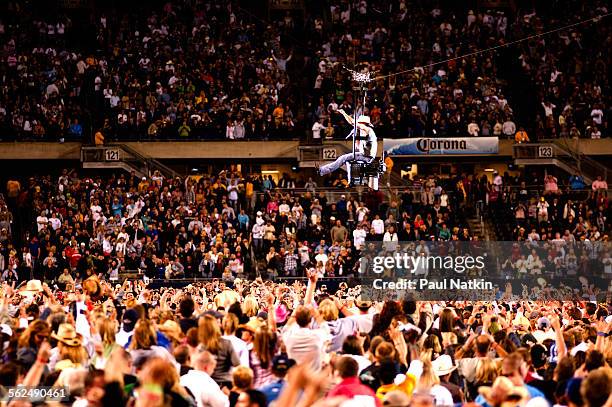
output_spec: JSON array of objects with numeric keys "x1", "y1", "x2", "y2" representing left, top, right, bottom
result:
[{"x1": 319, "y1": 153, "x2": 373, "y2": 176}]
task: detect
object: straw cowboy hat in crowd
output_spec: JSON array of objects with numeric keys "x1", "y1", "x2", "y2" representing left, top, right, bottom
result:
[
  {"x1": 19, "y1": 280, "x2": 44, "y2": 298},
  {"x1": 478, "y1": 376, "x2": 530, "y2": 407},
  {"x1": 51, "y1": 323, "x2": 82, "y2": 347},
  {"x1": 239, "y1": 317, "x2": 265, "y2": 334}
]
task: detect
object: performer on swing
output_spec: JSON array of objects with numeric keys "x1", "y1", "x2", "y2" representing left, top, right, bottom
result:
[{"x1": 318, "y1": 108, "x2": 379, "y2": 183}]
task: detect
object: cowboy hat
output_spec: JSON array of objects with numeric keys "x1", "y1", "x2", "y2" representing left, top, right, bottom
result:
[
  {"x1": 239, "y1": 317, "x2": 264, "y2": 333},
  {"x1": 356, "y1": 115, "x2": 372, "y2": 126},
  {"x1": 478, "y1": 377, "x2": 530, "y2": 407},
  {"x1": 19, "y1": 280, "x2": 44, "y2": 298},
  {"x1": 431, "y1": 354, "x2": 457, "y2": 376},
  {"x1": 513, "y1": 315, "x2": 530, "y2": 331},
  {"x1": 382, "y1": 390, "x2": 411, "y2": 407},
  {"x1": 355, "y1": 296, "x2": 372, "y2": 310},
  {"x1": 51, "y1": 323, "x2": 82, "y2": 347}
]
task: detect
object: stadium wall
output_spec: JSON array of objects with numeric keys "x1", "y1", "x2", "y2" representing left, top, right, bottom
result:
[{"x1": 0, "y1": 139, "x2": 611, "y2": 160}]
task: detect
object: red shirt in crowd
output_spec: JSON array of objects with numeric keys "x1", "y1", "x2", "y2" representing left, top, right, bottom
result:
[{"x1": 327, "y1": 377, "x2": 381, "y2": 406}]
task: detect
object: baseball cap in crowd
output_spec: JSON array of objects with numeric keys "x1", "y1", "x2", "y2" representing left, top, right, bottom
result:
[
  {"x1": 122, "y1": 308, "x2": 139, "y2": 332},
  {"x1": 537, "y1": 317, "x2": 551, "y2": 330},
  {"x1": 530, "y1": 344, "x2": 548, "y2": 369},
  {"x1": 204, "y1": 309, "x2": 224, "y2": 320},
  {"x1": 272, "y1": 354, "x2": 295, "y2": 374},
  {"x1": 383, "y1": 390, "x2": 410, "y2": 406}
]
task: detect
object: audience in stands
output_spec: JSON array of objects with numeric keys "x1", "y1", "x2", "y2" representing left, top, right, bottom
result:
[{"x1": 0, "y1": 1, "x2": 608, "y2": 142}]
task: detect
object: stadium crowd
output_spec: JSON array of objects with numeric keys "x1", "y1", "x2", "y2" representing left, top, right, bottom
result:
[
  {"x1": 0, "y1": 0, "x2": 609, "y2": 142},
  {"x1": 0, "y1": 0, "x2": 610, "y2": 404},
  {"x1": 0, "y1": 165, "x2": 608, "y2": 406},
  {"x1": 0, "y1": 253, "x2": 611, "y2": 407},
  {"x1": 1, "y1": 167, "x2": 472, "y2": 283},
  {"x1": 0, "y1": 166, "x2": 609, "y2": 284}
]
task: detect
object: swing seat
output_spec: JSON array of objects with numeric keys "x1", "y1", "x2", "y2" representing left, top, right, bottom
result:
[{"x1": 349, "y1": 158, "x2": 384, "y2": 186}]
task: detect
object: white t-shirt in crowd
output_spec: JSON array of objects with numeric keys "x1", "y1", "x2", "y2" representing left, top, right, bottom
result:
[
  {"x1": 180, "y1": 369, "x2": 229, "y2": 407},
  {"x1": 591, "y1": 108, "x2": 603, "y2": 124},
  {"x1": 312, "y1": 122, "x2": 325, "y2": 139},
  {"x1": 36, "y1": 215, "x2": 48, "y2": 232},
  {"x1": 223, "y1": 334, "x2": 249, "y2": 367},
  {"x1": 353, "y1": 228, "x2": 367, "y2": 249},
  {"x1": 372, "y1": 219, "x2": 385, "y2": 234},
  {"x1": 282, "y1": 324, "x2": 330, "y2": 372}
]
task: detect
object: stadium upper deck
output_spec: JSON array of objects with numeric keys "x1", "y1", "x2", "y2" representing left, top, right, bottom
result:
[{"x1": 0, "y1": 0, "x2": 608, "y2": 143}]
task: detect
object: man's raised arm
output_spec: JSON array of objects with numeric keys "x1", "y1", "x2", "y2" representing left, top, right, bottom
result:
[{"x1": 337, "y1": 109, "x2": 354, "y2": 126}]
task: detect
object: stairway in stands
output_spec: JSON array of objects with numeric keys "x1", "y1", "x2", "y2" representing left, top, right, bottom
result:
[
  {"x1": 465, "y1": 204, "x2": 500, "y2": 241},
  {"x1": 80, "y1": 143, "x2": 179, "y2": 179}
]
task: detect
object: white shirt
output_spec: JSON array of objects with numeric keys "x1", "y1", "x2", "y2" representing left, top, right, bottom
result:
[
  {"x1": 115, "y1": 328, "x2": 133, "y2": 347},
  {"x1": 278, "y1": 203, "x2": 290, "y2": 214},
  {"x1": 223, "y1": 335, "x2": 249, "y2": 367},
  {"x1": 36, "y1": 216, "x2": 48, "y2": 232},
  {"x1": 430, "y1": 384, "x2": 454, "y2": 406},
  {"x1": 350, "y1": 354, "x2": 372, "y2": 373},
  {"x1": 542, "y1": 103, "x2": 556, "y2": 117},
  {"x1": 356, "y1": 206, "x2": 369, "y2": 222},
  {"x1": 591, "y1": 109, "x2": 603, "y2": 124},
  {"x1": 383, "y1": 232, "x2": 399, "y2": 251},
  {"x1": 353, "y1": 228, "x2": 367, "y2": 249},
  {"x1": 49, "y1": 217, "x2": 61, "y2": 230},
  {"x1": 282, "y1": 324, "x2": 329, "y2": 372},
  {"x1": 355, "y1": 126, "x2": 377, "y2": 158},
  {"x1": 571, "y1": 342, "x2": 589, "y2": 356},
  {"x1": 347, "y1": 313, "x2": 374, "y2": 334},
  {"x1": 312, "y1": 122, "x2": 325, "y2": 139},
  {"x1": 533, "y1": 329, "x2": 556, "y2": 343},
  {"x1": 372, "y1": 219, "x2": 385, "y2": 234},
  {"x1": 90, "y1": 205, "x2": 102, "y2": 222},
  {"x1": 180, "y1": 369, "x2": 229, "y2": 407},
  {"x1": 315, "y1": 252, "x2": 328, "y2": 266}
]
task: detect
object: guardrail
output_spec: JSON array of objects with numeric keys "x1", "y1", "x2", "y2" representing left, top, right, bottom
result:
[{"x1": 513, "y1": 142, "x2": 610, "y2": 182}]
